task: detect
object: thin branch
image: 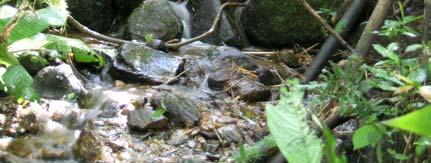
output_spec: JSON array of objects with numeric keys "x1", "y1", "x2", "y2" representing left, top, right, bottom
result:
[
  {"x1": 301, "y1": 0, "x2": 355, "y2": 52},
  {"x1": 67, "y1": 16, "x2": 128, "y2": 45},
  {"x1": 164, "y1": 0, "x2": 250, "y2": 50}
]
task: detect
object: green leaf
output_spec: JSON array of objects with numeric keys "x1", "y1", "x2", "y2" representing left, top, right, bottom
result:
[
  {"x1": 405, "y1": 44, "x2": 424, "y2": 52},
  {"x1": 382, "y1": 105, "x2": 431, "y2": 137},
  {"x1": 2, "y1": 64, "x2": 39, "y2": 101},
  {"x1": 266, "y1": 80, "x2": 322, "y2": 163},
  {"x1": 152, "y1": 107, "x2": 167, "y2": 119},
  {"x1": 0, "y1": 44, "x2": 18, "y2": 67},
  {"x1": 352, "y1": 124, "x2": 383, "y2": 150},
  {"x1": 414, "y1": 137, "x2": 431, "y2": 156},
  {"x1": 372, "y1": 44, "x2": 400, "y2": 65},
  {"x1": 5, "y1": 7, "x2": 68, "y2": 44},
  {"x1": 323, "y1": 128, "x2": 347, "y2": 163},
  {"x1": 36, "y1": 7, "x2": 68, "y2": 26}
]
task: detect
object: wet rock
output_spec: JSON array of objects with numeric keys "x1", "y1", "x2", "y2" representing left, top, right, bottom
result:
[
  {"x1": 34, "y1": 64, "x2": 86, "y2": 99},
  {"x1": 242, "y1": 0, "x2": 342, "y2": 47},
  {"x1": 217, "y1": 124, "x2": 243, "y2": 143},
  {"x1": 207, "y1": 69, "x2": 241, "y2": 91},
  {"x1": 68, "y1": 0, "x2": 116, "y2": 32},
  {"x1": 17, "y1": 52, "x2": 48, "y2": 75},
  {"x1": 127, "y1": 0, "x2": 183, "y2": 41},
  {"x1": 228, "y1": 78, "x2": 271, "y2": 102},
  {"x1": 73, "y1": 130, "x2": 104, "y2": 161},
  {"x1": 202, "y1": 141, "x2": 220, "y2": 153},
  {"x1": 127, "y1": 108, "x2": 168, "y2": 131},
  {"x1": 110, "y1": 42, "x2": 182, "y2": 85},
  {"x1": 151, "y1": 92, "x2": 201, "y2": 125},
  {"x1": 256, "y1": 68, "x2": 282, "y2": 86},
  {"x1": 6, "y1": 137, "x2": 32, "y2": 158},
  {"x1": 175, "y1": 41, "x2": 216, "y2": 57},
  {"x1": 18, "y1": 111, "x2": 42, "y2": 134},
  {"x1": 169, "y1": 129, "x2": 189, "y2": 145},
  {"x1": 187, "y1": 0, "x2": 244, "y2": 47},
  {"x1": 211, "y1": 46, "x2": 257, "y2": 71}
]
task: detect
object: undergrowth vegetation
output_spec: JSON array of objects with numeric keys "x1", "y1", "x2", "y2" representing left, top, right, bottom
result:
[
  {"x1": 0, "y1": 0, "x2": 104, "y2": 102},
  {"x1": 265, "y1": 2, "x2": 431, "y2": 163}
]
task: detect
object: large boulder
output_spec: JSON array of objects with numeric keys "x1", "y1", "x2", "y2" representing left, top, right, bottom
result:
[
  {"x1": 127, "y1": 0, "x2": 183, "y2": 41},
  {"x1": 34, "y1": 64, "x2": 86, "y2": 99},
  {"x1": 187, "y1": 0, "x2": 245, "y2": 47},
  {"x1": 241, "y1": 0, "x2": 342, "y2": 47},
  {"x1": 67, "y1": 0, "x2": 116, "y2": 32},
  {"x1": 110, "y1": 42, "x2": 183, "y2": 85}
]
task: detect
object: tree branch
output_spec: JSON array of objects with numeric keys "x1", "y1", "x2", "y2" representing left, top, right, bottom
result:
[
  {"x1": 301, "y1": 0, "x2": 355, "y2": 52},
  {"x1": 164, "y1": 0, "x2": 250, "y2": 50}
]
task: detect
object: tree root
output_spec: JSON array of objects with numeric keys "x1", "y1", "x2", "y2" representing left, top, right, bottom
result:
[
  {"x1": 67, "y1": 16, "x2": 128, "y2": 45},
  {"x1": 164, "y1": 0, "x2": 250, "y2": 50},
  {"x1": 67, "y1": 0, "x2": 250, "y2": 50}
]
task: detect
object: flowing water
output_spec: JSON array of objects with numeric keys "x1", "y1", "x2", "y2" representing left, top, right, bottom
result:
[{"x1": 170, "y1": 1, "x2": 191, "y2": 39}]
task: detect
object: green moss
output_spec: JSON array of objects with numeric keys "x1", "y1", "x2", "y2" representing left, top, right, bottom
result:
[
  {"x1": 234, "y1": 136, "x2": 279, "y2": 163},
  {"x1": 244, "y1": 0, "x2": 342, "y2": 46}
]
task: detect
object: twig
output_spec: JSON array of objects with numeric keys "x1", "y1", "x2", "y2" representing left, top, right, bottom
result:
[
  {"x1": 301, "y1": 0, "x2": 355, "y2": 52},
  {"x1": 303, "y1": 0, "x2": 367, "y2": 83},
  {"x1": 164, "y1": 0, "x2": 250, "y2": 50},
  {"x1": 67, "y1": 16, "x2": 128, "y2": 45},
  {"x1": 162, "y1": 66, "x2": 192, "y2": 85}
]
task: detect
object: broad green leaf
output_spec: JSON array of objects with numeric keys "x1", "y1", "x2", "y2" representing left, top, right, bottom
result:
[
  {"x1": 414, "y1": 136, "x2": 431, "y2": 156},
  {"x1": 0, "y1": 44, "x2": 19, "y2": 67},
  {"x1": 323, "y1": 128, "x2": 347, "y2": 163},
  {"x1": 6, "y1": 7, "x2": 68, "y2": 44},
  {"x1": 7, "y1": 12, "x2": 50, "y2": 43},
  {"x1": 373, "y1": 44, "x2": 400, "y2": 65},
  {"x1": 0, "y1": 5, "x2": 17, "y2": 31},
  {"x1": 405, "y1": 44, "x2": 423, "y2": 53},
  {"x1": 382, "y1": 105, "x2": 431, "y2": 137},
  {"x1": 45, "y1": 34, "x2": 105, "y2": 66},
  {"x1": 9, "y1": 33, "x2": 105, "y2": 66},
  {"x1": 352, "y1": 124, "x2": 383, "y2": 150},
  {"x1": 267, "y1": 80, "x2": 322, "y2": 163},
  {"x1": 36, "y1": 7, "x2": 68, "y2": 26},
  {"x1": 2, "y1": 64, "x2": 39, "y2": 101},
  {"x1": 367, "y1": 66, "x2": 403, "y2": 85}
]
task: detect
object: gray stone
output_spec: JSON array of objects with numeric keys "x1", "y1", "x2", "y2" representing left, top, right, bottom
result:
[
  {"x1": 110, "y1": 42, "x2": 182, "y2": 84},
  {"x1": 34, "y1": 64, "x2": 86, "y2": 99},
  {"x1": 217, "y1": 124, "x2": 243, "y2": 143},
  {"x1": 127, "y1": 108, "x2": 168, "y2": 131},
  {"x1": 151, "y1": 92, "x2": 201, "y2": 125},
  {"x1": 73, "y1": 130, "x2": 104, "y2": 161},
  {"x1": 127, "y1": 0, "x2": 183, "y2": 41}
]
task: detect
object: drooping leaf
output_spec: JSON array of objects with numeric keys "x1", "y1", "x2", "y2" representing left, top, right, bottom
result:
[
  {"x1": 45, "y1": 34, "x2": 105, "y2": 66},
  {"x1": 352, "y1": 124, "x2": 383, "y2": 150},
  {"x1": 414, "y1": 136, "x2": 431, "y2": 156},
  {"x1": 382, "y1": 105, "x2": 431, "y2": 137},
  {"x1": 0, "y1": 44, "x2": 19, "y2": 67},
  {"x1": 2, "y1": 64, "x2": 39, "y2": 101},
  {"x1": 405, "y1": 44, "x2": 424, "y2": 52},
  {"x1": 323, "y1": 128, "x2": 347, "y2": 163},
  {"x1": 266, "y1": 80, "x2": 322, "y2": 163},
  {"x1": 36, "y1": 7, "x2": 68, "y2": 26},
  {"x1": 9, "y1": 33, "x2": 105, "y2": 67},
  {"x1": 5, "y1": 7, "x2": 68, "y2": 44}
]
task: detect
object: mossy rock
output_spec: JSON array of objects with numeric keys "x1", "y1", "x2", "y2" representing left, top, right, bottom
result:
[
  {"x1": 241, "y1": 0, "x2": 342, "y2": 47},
  {"x1": 127, "y1": 0, "x2": 183, "y2": 41}
]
